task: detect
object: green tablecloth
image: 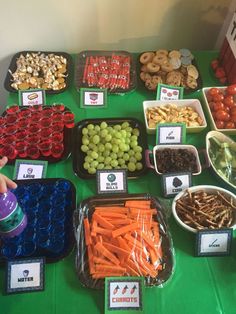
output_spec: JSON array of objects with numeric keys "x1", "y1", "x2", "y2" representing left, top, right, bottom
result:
[{"x1": 1, "y1": 51, "x2": 236, "y2": 314}]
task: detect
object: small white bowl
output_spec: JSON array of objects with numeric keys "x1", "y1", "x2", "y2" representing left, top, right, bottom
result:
[
  {"x1": 143, "y1": 99, "x2": 207, "y2": 135},
  {"x1": 172, "y1": 185, "x2": 236, "y2": 233},
  {"x1": 202, "y1": 86, "x2": 236, "y2": 135}
]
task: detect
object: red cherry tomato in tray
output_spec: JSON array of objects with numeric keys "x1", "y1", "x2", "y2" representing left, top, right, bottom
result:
[
  {"x1": 226, "y1": 85, "x2": 236, "y2": 96},
  {"x1": 215, "y1": 110, "x2": 230, "y2": 122},
  {"x1": 215, "y1": 120, "x2": 225, "y2": 129}
]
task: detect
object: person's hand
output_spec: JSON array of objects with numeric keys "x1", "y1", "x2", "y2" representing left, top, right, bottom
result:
[{"x1": 0, "y1": 157, "x2": 17, "y2": 193}]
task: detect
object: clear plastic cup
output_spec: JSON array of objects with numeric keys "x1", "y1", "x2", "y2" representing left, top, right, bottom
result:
[
  {"x1": 0, "y1": 144, "x2": 17, "y2": 159},
  {"x1": 51, "y1": 143, "x2": 64, "y2": 158},
  {"x1": 39, "y1": 140, "x2": 52, "y2": 157},
  {"x1": 52, "y1": 122, "x2": 64, "y2": 133},
  {"x1": 6, "y1": 105, "x2": 20, "y2": 115},
  {"x1": 26, "y1": 145, "x2": 40, "y2": 159},
  {"x1": 15, "y1": 141, "x2": 27, "y2": 158},
  {"x1": 63, "y1": 111, "x2": 75, "y2": 128}
]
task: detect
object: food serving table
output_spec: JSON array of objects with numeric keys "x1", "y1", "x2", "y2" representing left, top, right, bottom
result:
[{"x1": 0, "y1": 51, "x2": 235, "y2": 314}]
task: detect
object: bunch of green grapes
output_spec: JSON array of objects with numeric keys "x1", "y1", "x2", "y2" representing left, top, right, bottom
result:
[{"x1": 81, "y1": 121, "x2": 143, "y2": 174}]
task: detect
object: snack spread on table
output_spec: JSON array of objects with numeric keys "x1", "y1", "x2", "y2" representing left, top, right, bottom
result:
[
  {"x1": 145, "y1": 103, "x2": 203, "y2": 128},
  {"x1": 139, "y1": 48, "x2": 199, "y2": 91},
  {"x1": 175, "y1": 189, "x2": 236, "y2": 230},
  {"x1": 8, "y1": 52, "x2": 69, "y2": 91}
]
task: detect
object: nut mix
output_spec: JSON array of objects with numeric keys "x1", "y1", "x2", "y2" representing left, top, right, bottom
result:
[
  {"x1": 176, "y1": 189, "x2": 236, "y2": 230},
  {"x1": 139, "y1": 49, "x2": 199, "y2": 91},
  {"x1": 8, "y1": 52, "x2": 68, "y2": 91},
  {"x1": 146, "y1": 104, "x2": 203, "y2": 129}
]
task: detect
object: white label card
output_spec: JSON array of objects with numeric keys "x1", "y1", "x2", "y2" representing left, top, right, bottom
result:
[
  {"x1": 19, "y1": 89, "x2": 46, "y2": 106},
  {"x1": 156, "y1": 124, "x2": 186, "y2": 145},
  {"x1": 13, "y1": 160, "x2": 48, "y2": 180},
  {"x1": 96, "y1": 169, "x2": 127, "y2": 194},
  {"x1": 80, "y1": 88, "x2": 107, "y2": 108},
  {"x1": 196, "y1": 229, "x2": 232, "y2": 256},
  {"x1": 162, "y1": 172, "x2": 191, "y2": 197}
]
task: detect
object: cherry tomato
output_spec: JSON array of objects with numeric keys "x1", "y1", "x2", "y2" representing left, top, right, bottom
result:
[
  {"x1": 211, "y1": 59, "x2": 219, "y2": 71},
  {"x1": 208, "y1": 101, "x2": 215, "y2": 110},
  {"x1": 213, "y1": 93, "x2": 224, "y2": 102},
  {"x1": 215, "y1": 67, "x2": 226, "y2": 79},
  {"x1": 224, "y1": 95, "x2": 235, "y2": 108},
  {"x1": 215, "y1": 120, "x2": 225, "y2": 129},
  {"x1": 226, "y1": 85, "x2": 236, "y2": 96},
  {"x1": 225, "y1": 121, "x2": 235, "y2": 129},
  {"x1": 215, "y1": 110, "x2": 230, "y2": 121},
  {"x1": 230, "y1": 107, "x2": 236, "y2": 115},
  {"x1": 213, "y1": 101, "x2": 225, "y2": 112},
  {"x1": 207, "y1": 94, "x2": 214, "y2": 102},
  {"x1": 208, "y1": 88, "x2": 220, "y2": 97},
  {"x1": 230, "y1": 114, "x2": 236, "y2": 123}
]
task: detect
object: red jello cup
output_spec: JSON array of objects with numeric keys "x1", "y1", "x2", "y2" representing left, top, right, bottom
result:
[
  {"x1": 39, "y1": 140, "x2": 52, "y2": 157},
  {"x1": 6, "y1": 105, "x2": 20, "y2": 115},
  {"x1": 26, "y1": 145, "x2": 40, "y2": 159},
  {"x1": 5, "y1": 114, "x2": 18, "y2": 125},
  {"x1": 18, "y1": 118, "x2": 29, "y2": 129},
  {"x1": 26, "y1": 134, "x2": 41, "y2": 145},
  {"x1": 30, "y1": 105, "x2": 43, "y2": 112},
  {"x1": 18, "y1": 108, "x2": 31, "y2": 119},
  {"x1": 53, "y1": 112, "x2": 63, "y2": 123},
  {"x1": 4, "y1": 124, "x2": 17, "y2": 136},
  {"x1": 40, "y1": 127, "x2": 52, "y2": 140},
  {"x1": 40, "y1": 117, "x2": 52, "y2": 128},
  {"x1": 15, "y1": 130, "x2": 28, "y2": 142},
  {"x1": 0, "y1": 116, "x2": 6, "y2": 127},
  {"x1": 30, "y1": 112, "x2": 42, "y2": 124},
  {"x1": 52, "y1": 104, "x2": 65, "y2": 112},
  {"x1": 52, "y1": 132, "x2": 63, "y2": 143},
  {"x1": 2, "y1": 135, "x2": 16, "y2": 146},
  {"x1": 0, "y1": 128, "x2": 5, "y2": 137},
  {"x1": 51, "y1": 143, "x2": 64, "y2": 158},
  {"x1": 63, "y1": 111, "x2": 75, "y2": 128},
  {"x1": 52, "y1": 122, "x2": 64, "y2": 133},
  {"x1": 1, "y1": 144, "x2": 17, "y2": 160},
  {"x1": 28, "y1": 124, "x2": 41, "y2": 135},
  {"x1": 42, "y1": 108, "x2": 53, "y2": 118},
  {"x1": 16, "y1": 141, "x2": 27, "y2": 158}
]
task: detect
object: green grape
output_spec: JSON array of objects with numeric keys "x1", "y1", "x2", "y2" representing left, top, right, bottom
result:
[
  {"x1": 82, "y1": 127, "x2": 88, "y2": 135},
  {"x1": 88, "y1": 129, "x2": 96, "y2": 136},
  {"x1": 104, "y1": 165, "x2": 112, "y2": 170},
  {"x1": 103, "y1": 150, "x2": 110, "y2": 157},
  {"x1": 128, "y1": 162, "x2": 136, "y2": 172},
  {"x1": 98, "y1": 144, "x2": 105, "y2": 152},
  {"x1": 105, "y1": 142, "x2": 112, "y2": 150},
  {"x1": 134, "y1": 145, "x2": 142, "y2": 153},
  {"x1": 121, "y1": 122, "x2": 129, "y2": 129},
  {"x1": 128, "y1": 150, "x2": 135, "y2": 156},
  {"x1": 94, "y1": 125, "x2": 100, "y2": 132},
  {"x1": 115, "y1": 132, "x2": 122, "y2": 139},
  {"x1": 87, "y1": 124, "x2": 94, "y2": 130},
  {"x1": 92, "y1": 135, "x2": 100, "y2": 144},
  {"x1": 125, "y1": 126, "x2": 132, "y2": 133},
  {"x1": 129, "y1": 156, "x2": 137, "y2": 163},
  {"x1": 88, "y1": 143, "x2": 97, "y2": 151},
  {"x1": 112, "y1": 145, "x2": 119, "y2": 153},
  {"x1": 117, "y1": 151, "x2": 124, "y2": 158},
  {"x1": 123, "y1": 153, "x2": 130, "y2": 161},
  {"x1": 126, "y1": 131, "x2": 131, "y2": 138},
  {"x1": 100, "y1": 129, "x2": 108, "y2": 138},
  {"x1": 85, "y1": 156, "x2": 93, "y2": 163},
  {"x1": 107, "y1": 126, "x2": 113, "y2": 133},
  {"x1": 111, "y1": 160, "x2": 118, "y2": 167},
  {"x1": 97, "y1": 155, "x2": 104, "y2": 162},
  {"x1": 110, "y1": 152, "x2": 117, "y2": 160},
  {"x1": 82, "y1": 136, "x2": 90, "y2": 145},
  {"x1": 100, "y1": 121, "x2": 108, "y2": 129},
  {"x1": 119, "y1": 143, "x2": 127, "y2": 152},
  {"x1": 125, "y1": 138, "x2": 130, "y2": 144},
  {"x1": 130, "y1": 141, "x2": 138, "y2": 148},
  {"x1": 105, "y1": 134, "x2": 112, "y2": 142},
  {"x1": 88, "y1": 167, "x2": 96, "y2": 174},
  {"x1": 118, "y1": 158, "x2": 125, "y2": 165},
  {"x1": 114, "y1": 124, "x2": 121, "y2": 131},
  {"x1": 81, "y1": 145, "x2": 89, "y2": 153},
  {"x1": 135, "y1": 152, "x2": 142, "y2": 161},
  {"x1": 120, "y1": 129, "x2": 127, "y2": 137},
  {"x1": 131, "y1": 135, "x2": 138, "y2": 142},
  {"x1": 97, "y1": 163, "x2": 105, "y2": 170},
  {"x1": 104, "y1": 156, "x2": 112, "y2": 165},
  {"x1": 132, "y1": 128, "x2": 140, "y2": 136},
  {"x1": 91, "y1": 151, "x2": 98, "y2": 159},
  {"x1": 91, "y1": 160, "x2": 98, "y2": 168},
  {"x1": 83, "y1": 162, "x2": 89, "y2": 170},
  {"x1": 136, "y1": 162, "x2": 143, "y2": 171}
]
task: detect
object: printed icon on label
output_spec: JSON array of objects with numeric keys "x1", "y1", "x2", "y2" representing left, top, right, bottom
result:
[
  {"x1": 122, "y1": 285, "x2": 128, "y2": 294},
  {"x1": 209, "y1": 239, "x2": 220, "y2": 248},
  {"x1": 107, "y1": 173, "x2": 116, "y2": 183},
  {"x1": 113, "y1": 285, "x2": 120, "y2": 295},
  {"x1": 89, "y1": 93, "x2": 98, "y2": 101},
  {"x1": 172, "y1": 177, "x2": 183, "y2": 188},
  {"x1": 27, "y1": 168, "x2": 33, "y2": 175},
  {"x1": 23, "y1": 270, "x2": 29, "y2": 278},
  {"x1": 27, "y1": 93, "x2": 38, "y2": 100},
  {"x1": 130, "y1": 285, "x2": 137, "y2": 295}
]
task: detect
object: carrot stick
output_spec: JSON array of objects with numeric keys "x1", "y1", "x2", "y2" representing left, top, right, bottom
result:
[
  {"x1": 125, "y1": 200, "x2": 151, "y2": 209},
  {"x1": 92, "y1": 271, "x2": 125, "y2": 279},
  {"x1": 94, "y1": 242, "x2": 120, "y2": 265},
  {"x1": 87, "y1": 245, "x2": 95, "y2": 274},
  {"x1": 124, "y1": 233, "x2": 143, "y2": 250},
  {"x1": 117, "y1": 236, "x2": 131, "y2": 252},
  {"x1": 98, "y1": 212, "x2": 127, "y2": 219},
  {"x1": 84, "y1": 218, "x2": 92, "y2": 245},
  {"x1": 108, "y1": 219, "x2": 133, "y2": 225},
  {"x1": 95, "y1": 206, "x2": 128, "y2": 213},
  {"x1": 93, "y1": 256, "x2": 114, "y2": 266},
  {"x1": 112, "y1": 222, "x2": 139, "y2": 238},
  {"x1": 93, "y1": 212, "x2": 115, "y2": 229},
  {"x1": 93, "y1": 226, "x2": 112, "y2": 236},
  {"x1": 95, "y1": 265, "x2": 126, "y2": 273},
  {"x1": 103, "y1": 242, "x2": 130, "y2": 258}
]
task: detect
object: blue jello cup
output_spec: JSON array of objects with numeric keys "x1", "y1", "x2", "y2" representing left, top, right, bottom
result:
[
  {"x1": 21, "y1": 241, "x2": 36, "y2": 256},
  {"x1": 1, "y1": 242, "x2": 21, "y2": 258},
  {"x1": 48, "y1": 239, "x2": 65, "y2": 254}
]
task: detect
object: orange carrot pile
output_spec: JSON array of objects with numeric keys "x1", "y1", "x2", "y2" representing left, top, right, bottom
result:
[{"x1": 83, "y1": 200, "x2": 163, "y2": 279}]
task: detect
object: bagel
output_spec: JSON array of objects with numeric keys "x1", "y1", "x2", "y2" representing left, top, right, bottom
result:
[
  {"x1": 139, "y1": 52, "x2": 155, "y2": 64},
  {"x1": 152, "y1": 54, "x2": 168, "y2": 65},
  {"x1": 146, "y1": 62, "x2": 160, "y2": 73}
]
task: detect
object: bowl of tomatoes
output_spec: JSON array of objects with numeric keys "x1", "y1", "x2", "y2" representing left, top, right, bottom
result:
[{"x1": 202, "y1": 85, "x2": 236, "y2": 134}]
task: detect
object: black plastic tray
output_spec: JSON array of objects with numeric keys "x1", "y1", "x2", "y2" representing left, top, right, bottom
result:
[
  {"x1": 74, "y1": 193, "x2": 174, "y2": 289},
  {"x1": 0, "y1": 178, "x2": 76, "y2": 263},
  {"x1": 4, "y1": 50, "x2": 73, "y2": 94},
  {"x1": 72, "y1": 118, "x2": 148, "y2": 179},
  {"x1": 138, "y1": 51, "x2": 202, "y2": 94},
  {"x1": 1, "y1": 105, "x2": 73, "y2": 164},
  {"x1": 75, "y1": 50, "x2": 137, "y2": 94}
]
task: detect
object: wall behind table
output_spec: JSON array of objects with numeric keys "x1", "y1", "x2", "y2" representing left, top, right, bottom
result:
[{"x1": 0, "y1": 0, "x2": 231, "y2": 109}]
